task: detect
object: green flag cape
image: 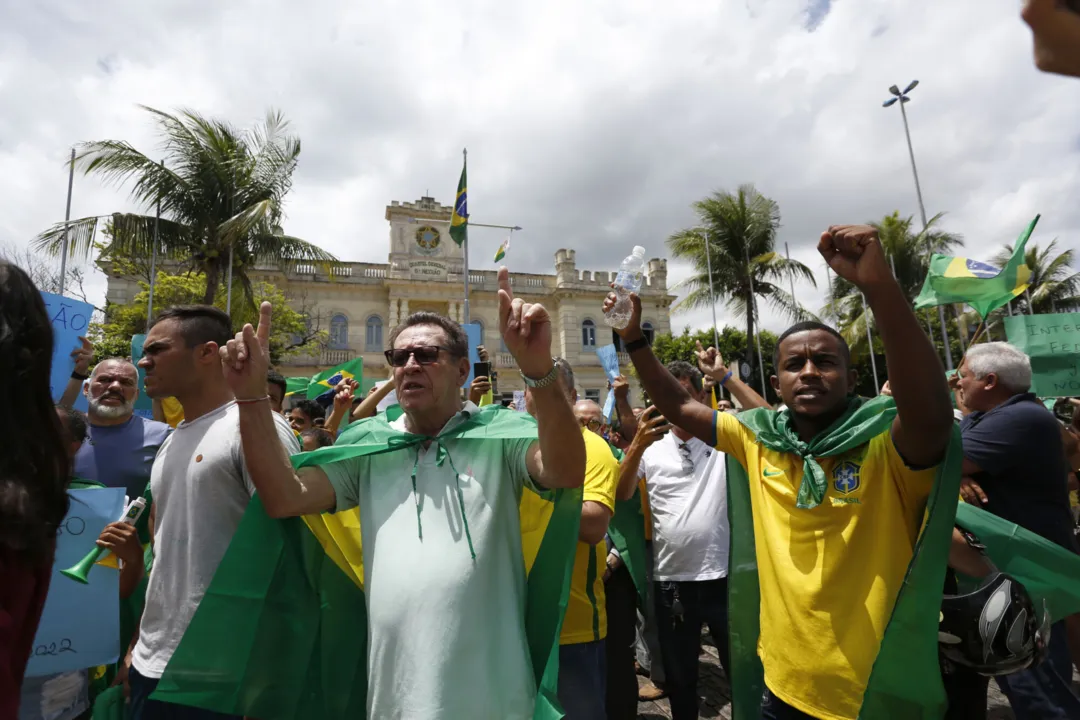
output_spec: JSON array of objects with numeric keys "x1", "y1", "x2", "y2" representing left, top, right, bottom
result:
[
  {"x1": 605, "y1": 444, "x2": 648, "y2": 604},
  {"x1": 284, "y1": 376, "x2": 309, "y2": 396},
  {"x1": 725, "y1": 395, "x2": 963, "y2": 720},
  {"x1": 152, "y1": 405, "x2": 581, "y2": 719},
  {"x1": 914, "y1": 216, "x2": 1037, "y2": 319}
]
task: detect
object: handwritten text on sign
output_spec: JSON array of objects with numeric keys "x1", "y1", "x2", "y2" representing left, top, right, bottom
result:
[
  {"x1": 26, "y1": 488, "x2": 124, "y2": 677},
  {"x1": 1004, "y1": 312, "x2": 1080, "y2": 397},
  {"x1": 40, "y1": 291, "x2": 94, "y2": 403}
]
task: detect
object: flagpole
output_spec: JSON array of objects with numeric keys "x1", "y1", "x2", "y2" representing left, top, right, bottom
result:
[
  {"x1": 147, "y1": 161, "x2": 162, "y2": 330},
  {"x1": 59, "y1": 147, "x2": 75, "y2": 296},
  {"x1": 704, "y1": 230, "x2": 720, "y2": 349},
  {"x1": 785, "y1": 242, "x2": 798, "y2": 308},
  {"x1": 461, "y1": 149, "x2": 470, "y2": 326},
  {"x1": 862, "y1": 293, "x2": 880, "y2": 394},
  {"x1": 742, "y1": 236, "x2": 768, "y2": 397}
]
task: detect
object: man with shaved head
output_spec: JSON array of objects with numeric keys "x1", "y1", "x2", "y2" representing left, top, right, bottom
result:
[{"x1": 73, "y1": 350, "x2": 171, "y2": 500}]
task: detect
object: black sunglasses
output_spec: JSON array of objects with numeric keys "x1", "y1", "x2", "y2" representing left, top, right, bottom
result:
[
  {"x1": 580, "y1": 418, "x2": 606, "y2": 433},
  {"x1": 384, "y1": 345, "x2": 451, "y2": 367}
]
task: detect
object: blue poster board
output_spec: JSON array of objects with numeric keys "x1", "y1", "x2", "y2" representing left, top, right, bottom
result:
[
  {"x1": 26, "y1": 488, "x2": 124, "y2": 677},
  {"x1": 463, "y1": 323, "x2": 483, "y2": 388},
  {"x1": 40, "y1": 292, "x2": 94, "y2": 403},
  {"x1": 130, "y1": 334, "x2": 154, "y2": 419},
  {"x1": 595, "y1": 344, "x2": 621, "y2": 421}
]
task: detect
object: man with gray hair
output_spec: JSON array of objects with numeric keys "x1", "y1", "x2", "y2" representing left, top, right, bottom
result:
[
  {"x1": 73, "y1": 354, "x2": 171, "y2": 500},
  {"x1": 955, "y1": 341, "x2": 1080, "y2": 716}
]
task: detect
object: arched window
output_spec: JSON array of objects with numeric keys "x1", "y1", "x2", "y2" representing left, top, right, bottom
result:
[
  {"x1": 581, "y1": 319, "x2": 596, "y2": 349},
  {"x1": 365, "y1": 315, "x2": 383, "y2": 351},
  {"x1": 329, "y1": 314, "x2": 349, "y2": 350},
  {"x1": 642, "y1": 322, "x2": 655, "y2": 346}
]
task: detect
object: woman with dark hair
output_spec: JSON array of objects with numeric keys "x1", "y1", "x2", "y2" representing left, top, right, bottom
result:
[{"x1": 0, "y1": 262, "x2": 71, "y2": 719}]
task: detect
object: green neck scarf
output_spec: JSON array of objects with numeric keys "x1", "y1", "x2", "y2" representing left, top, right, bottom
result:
[
  {"x1": 726, "y1": 396, "x2": 963, "y2": 719},
  {"x1": 736, "y1": 395, "x2": 898, "y2": 509}
]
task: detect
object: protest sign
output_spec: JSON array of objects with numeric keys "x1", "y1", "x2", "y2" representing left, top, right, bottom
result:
[
  {"x1": 41, "y1": 291, "x2": 94, "y2": 403},
  {"x1": 595, "y1": 344, "x2": 620, "y2": 421},
  {"x1": 463, "y1": 322, "x2": 482, "y2": 388},
  {"x1": 130, "y1": 333, "x2": 155, "y2": 419},
  {"x1": 1004, "y1": 312, "x2": 1080, "y2": 397},
  {"x1": 513, "y1": 390, "x2": 526, "y2": 411},
  {"x1": 27, "y1": 488, "x2": 124, "y2": 677}
]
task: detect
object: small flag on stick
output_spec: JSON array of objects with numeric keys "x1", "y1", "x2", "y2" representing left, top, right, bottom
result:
[{"x1": 494, "y1": 230, "x2": 513, "y2": 263}]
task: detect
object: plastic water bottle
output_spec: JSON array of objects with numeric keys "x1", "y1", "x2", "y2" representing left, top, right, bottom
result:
[{"x1": 604, "y1": 246, "x2": 647, "y2": 329}]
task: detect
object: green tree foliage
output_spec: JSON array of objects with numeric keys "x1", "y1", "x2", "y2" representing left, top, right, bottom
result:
[
  {"x1": 667, "y1": 184, "x2": 816, "y2": 381},
  {"x1": 652, "y1": 326, "x2": 780, "y2": 404},
  {"x1": 34, "y1": 106, "x2": 336, "y2": 307},
  {"x1": 93, "y1": 271, "x2": 324, "y2": 366}
]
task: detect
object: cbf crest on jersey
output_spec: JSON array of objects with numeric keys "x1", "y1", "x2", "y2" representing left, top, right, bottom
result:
[{"x1": 833, "y1": 461, "x2": 861, "y2": 495}]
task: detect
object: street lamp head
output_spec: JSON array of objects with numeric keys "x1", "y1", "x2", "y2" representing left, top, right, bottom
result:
[
  {"x1": 882, "y1": 97, "x2": 899, "y2": 108},
  {"x1": 900, "y1": 96, "x2": 911, "y2": 104},
  {"x1": 903, "y1": 79, "x2": 919, "y2": 94},
  {"x1": 888, "y1": 84, "x2": 901, "y2": 96}
]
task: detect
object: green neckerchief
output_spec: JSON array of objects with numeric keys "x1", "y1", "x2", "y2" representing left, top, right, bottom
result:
[
  {"x1": 726, "y1": 396, "x2": 962, "y2": 719},
  {"x1": 737, "y1": 394, "x2": 898, "y2": 509},
  {"x1": 155, "y1": 404, "x2": 582, "y2": 720}
]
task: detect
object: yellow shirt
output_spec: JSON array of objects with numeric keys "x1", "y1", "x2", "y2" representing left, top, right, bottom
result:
[
  {"x1": 520, "y1": 428, "x2": 618, "y2": 645},
  {"x1": 715, "y1": 411, "x2": 935, "y2": 720}
]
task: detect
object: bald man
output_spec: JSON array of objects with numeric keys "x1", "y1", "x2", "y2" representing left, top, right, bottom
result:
[{"x1": 75, "y1": 356, "x2": 171, "y2": 499}]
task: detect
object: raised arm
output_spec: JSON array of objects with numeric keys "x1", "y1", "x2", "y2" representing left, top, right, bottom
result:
[
  {"x1": 58, "y1": 336, "x2": 93, "y2": 408},
  {"x1": 351, "y1": 380, "x2": 395, "y2": 421},
  {"x1": 600, "y1": 293, "x2": 715, "y2": 444},
  {"x1": 615, "y1": 406, "x2": 669, "y2": 501},
  {"x1": 610, "y1": 375, "x2": 638, "y2": 441},
  {"x1": 493, "y1": 267, "x2": 584, "y2": 490},
  {"x1": 694, "y1": 341, "x2": 769, "y2": 411},
  {"x1": 221, "y1": 302, "x2": 337, "y2": 518},
  {"x1": 324, "y1": 378, "x2": 358, "y2": 435},
  {"x1": 819, "y1": 225, "x2": 953, "y2": 467}
]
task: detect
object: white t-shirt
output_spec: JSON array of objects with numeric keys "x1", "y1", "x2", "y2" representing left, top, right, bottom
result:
[
  {"x1": 638, "y1": 431, "x2": 730, "y2": 582},
  {"x1": 132, "y1": 401, "x2": 299, "y2": 678},
  {"x1": 321, "y1": 402, "x2": 540, "y2": 720}
]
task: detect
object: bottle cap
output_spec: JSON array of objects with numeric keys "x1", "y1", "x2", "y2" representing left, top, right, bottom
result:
[{"x1": 632, "y1": 245, "x2": 645, "y2": 256}]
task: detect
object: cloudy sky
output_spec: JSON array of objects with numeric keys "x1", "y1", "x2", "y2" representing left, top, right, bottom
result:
[{"x1": 2, "y1": 0, "x2": 1078, "y2": 336}]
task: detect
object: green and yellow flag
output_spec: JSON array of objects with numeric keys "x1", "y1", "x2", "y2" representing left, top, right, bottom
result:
[
  {"x1": 307, "y1": 359, "x2": 363, "y2": 399},
  {"x1": 914, "y1": 215, "x2": 1037, "y2": 318},
  {"x1": 151, "y1": 406, "x2": 581, "y2": 720},
  {"x1": 450, "y1": 156, "x2": 468, "y2": 247},
  {"x1": 284, "y1": 376, "x2": 309, "y2": 397}
]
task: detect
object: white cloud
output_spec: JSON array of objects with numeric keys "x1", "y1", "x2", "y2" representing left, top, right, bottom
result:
[{"x1": 1, "y1": 0, "x2": 1077, "y2": 339}]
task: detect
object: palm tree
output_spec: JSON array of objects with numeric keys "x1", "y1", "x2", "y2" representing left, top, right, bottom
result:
[
  {"x1": 822, "y1": 211, "x2": 963, "y2": 354},
  {"x1": 996, "y1": 239, "x2": 1080, "y2": 315},
  {"x1": 34, "y1": 106, "x2": 335, "y2": 306},
  {"x1": 668, "y1": 184, "x2": 816, "y2": 381}
]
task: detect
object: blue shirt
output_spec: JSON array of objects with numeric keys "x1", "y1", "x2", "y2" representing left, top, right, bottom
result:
[
  {"x1": 961, "y1": 393, "x2": 1079, "y2": 553},
  {"x1": 74, "y1": 415, "x2": 171, "y2": 500}
]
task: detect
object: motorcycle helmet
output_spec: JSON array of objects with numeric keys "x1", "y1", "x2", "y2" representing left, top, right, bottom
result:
[{"x1": 938, "y1": 529, "x2": 1051, "y2": 676}]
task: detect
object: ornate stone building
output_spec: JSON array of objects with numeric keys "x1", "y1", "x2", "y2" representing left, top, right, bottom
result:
[{"x1": 104, "y1": 196, "x2": 675, "y2": 405}]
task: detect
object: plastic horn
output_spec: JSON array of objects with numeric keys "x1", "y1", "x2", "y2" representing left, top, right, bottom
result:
[{"x1": 60, "y1": 496, "x2": 147, "y2": 585}]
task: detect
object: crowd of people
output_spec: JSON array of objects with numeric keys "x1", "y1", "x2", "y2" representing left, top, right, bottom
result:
[{"x1": 4, "y1": 5, "x2": 1080, "y2": 719}]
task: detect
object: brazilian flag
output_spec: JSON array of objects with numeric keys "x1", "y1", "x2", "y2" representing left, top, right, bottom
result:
[
  {"x1": 450, "y1": 156, "x2": 468, "y2": 247},
  {"x1": 307, "y1": 359, "x2": 363, "y2": 400},
  {"x1": 150, "y1": 406, "x2": 580, "y2": 719},
  {"x1": 914, "y1": 216, "x2": 1037, "y2": 318},
  {"x1": 284, "y1": 376, "x2": 309, "y2": 397}
]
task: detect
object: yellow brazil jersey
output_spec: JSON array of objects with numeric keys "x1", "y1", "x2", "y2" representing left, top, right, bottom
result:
[
  {"x1": 520, "y1": 428, "x2": 618, "y2": 645},
  {"x1": 714, "y1": 410, "x2": 935, "y2": 720}
]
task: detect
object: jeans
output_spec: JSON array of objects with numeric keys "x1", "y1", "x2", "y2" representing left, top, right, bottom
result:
[
  {"x1": 654, "y1": 578, "x2": 731, "y2": 720},
  {"x1": 996, "y1": 621, "x2": 1080, "y2": 720},
  {"x1": 634, "y1": 541, "x2": 665, "y2": 684},
  {"x1": 558, "y1": 640, "x2": 607, "y2": 720},
  {"x1": 604, "y1": 565, "x2": 639, "y2": 719},
  {"x1": 129, "y1": 667, "x2": 242, "y2": 720},
  {"x1": 760, "y1": 688, "x2": 818, "y2": 719}
]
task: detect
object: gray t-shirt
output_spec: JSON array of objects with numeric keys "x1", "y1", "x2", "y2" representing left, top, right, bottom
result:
[
  {"x1": 132, "y1": 401, "x2": 299, "y2": 678},
  {"x1": 321, "y1": 402, "x2": 540, "y2": 719}
]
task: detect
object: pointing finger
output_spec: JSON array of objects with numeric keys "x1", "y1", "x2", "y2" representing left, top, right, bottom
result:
[
  {"x1": 497, "y1": 267, "x2": 512, "y2": 327},
  {"x1": 256, "y1": 302, "x2": 272, "y2": 347}
]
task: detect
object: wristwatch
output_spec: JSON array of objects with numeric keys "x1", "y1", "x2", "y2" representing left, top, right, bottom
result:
[
  {"x1": 624, "y1": 336, "x2": 650, "y2": 353},
  {"x1": 520, "y1": 360, "x2": 559, "y2": 389}
]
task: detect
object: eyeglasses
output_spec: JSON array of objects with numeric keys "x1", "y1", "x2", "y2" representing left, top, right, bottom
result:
[
  {"x1": 580, "y1": 418, "x2": 606, "y2": 433},
  {"x1": 677, "y1": 443, "x2": 695, "y2": 475},
  {"x1": 384, "y1": 345, "x2": 452, "y2": 367}
]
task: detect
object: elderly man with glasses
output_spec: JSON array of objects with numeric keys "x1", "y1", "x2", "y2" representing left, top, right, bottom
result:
[
  {"x1": 616, "y1": 359, "x2": 732, "y2": 719},
  {"x1": 218, "y1": 269, "x2": 586, "y2": 720}
]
